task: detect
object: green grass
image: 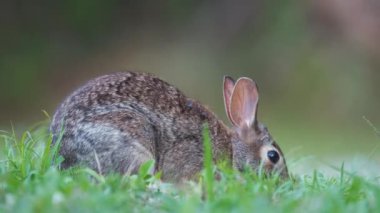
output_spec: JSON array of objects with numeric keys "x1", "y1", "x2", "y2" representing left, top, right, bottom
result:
[{"x1": 0, "y1": 122, "x2": 379, "y2": 213}]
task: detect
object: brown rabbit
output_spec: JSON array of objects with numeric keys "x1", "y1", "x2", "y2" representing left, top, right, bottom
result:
[{"x1": 50, "y1": 72, "x2": 288, "y2": 181}]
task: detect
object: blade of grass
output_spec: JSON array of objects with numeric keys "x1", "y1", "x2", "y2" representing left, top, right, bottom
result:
[
  {"x1": 202, "y1": 124, "x2": 214, "y2": 201},
  {"x1": 340, "y1": 162, "x2": 345, "y2": 187}
]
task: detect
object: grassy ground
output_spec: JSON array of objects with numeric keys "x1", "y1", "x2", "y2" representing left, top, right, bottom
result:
[{"x1": 0, "y1": 122, "x2": 379, "y2": 213}]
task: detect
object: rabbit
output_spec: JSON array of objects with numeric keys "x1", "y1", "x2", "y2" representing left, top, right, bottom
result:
[{"x1": 50, "y1": 71, "x2": 288, "y2": 181}]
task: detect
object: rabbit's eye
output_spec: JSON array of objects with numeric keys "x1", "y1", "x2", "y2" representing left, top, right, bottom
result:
[{"x1": 267, "y1": 150, "x2": 279, "y2": 164}]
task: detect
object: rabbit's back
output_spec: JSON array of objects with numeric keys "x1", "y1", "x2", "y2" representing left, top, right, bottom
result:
[{"x1": 50, "y1": 72, "x2": 230, "y2": 179}]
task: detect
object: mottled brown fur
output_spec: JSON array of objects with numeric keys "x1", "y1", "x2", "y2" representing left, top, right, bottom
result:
[{"x1": 50, "y1": 72, "x2": 288, "y2": 181}]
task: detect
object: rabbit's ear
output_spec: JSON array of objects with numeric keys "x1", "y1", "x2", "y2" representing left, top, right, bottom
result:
[
  {"x1": 229, "y1": 78, "x2": 259, "y2": 128},
  {"x1": 223, "y1": 76, "x2": 235, "y2": 123}
]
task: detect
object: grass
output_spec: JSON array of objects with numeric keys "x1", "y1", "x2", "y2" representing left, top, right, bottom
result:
[{"x1": 0, "y1": 121, "x2": 379, "y2": 213}]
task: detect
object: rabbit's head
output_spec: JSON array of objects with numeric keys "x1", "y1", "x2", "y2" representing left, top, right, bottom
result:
[{"x1": 224, "y1": 76, "x2": 288, "y2": 178}]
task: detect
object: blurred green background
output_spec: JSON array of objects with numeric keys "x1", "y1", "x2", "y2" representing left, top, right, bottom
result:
[{"x1": 1, "y1": 0, "x2": 379, "y2": 174}]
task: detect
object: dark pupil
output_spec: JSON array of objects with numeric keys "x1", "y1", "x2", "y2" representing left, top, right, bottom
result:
[{"x1": 267, "y1": 150, "x2": 279, "y2": 164}]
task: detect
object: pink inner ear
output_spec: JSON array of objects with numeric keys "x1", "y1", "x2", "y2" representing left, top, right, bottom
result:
[
  {"x1": 223, "y1": 76, "x2": 235, "y2": 124},
  {"x1": 229, "y1": 78, "x2": 259, "y2": 128}
]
